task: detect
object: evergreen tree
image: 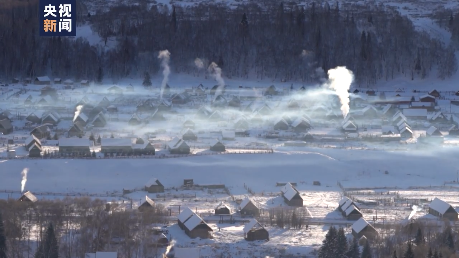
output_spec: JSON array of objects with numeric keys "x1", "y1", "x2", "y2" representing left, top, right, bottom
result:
[
  {"x1": 92, "y1": 151, "x2": 96, "y2": 158},
  {"x1": 336, "y1": 227, "x2": 348, "y2": 257},
  {"x1": 171, "y1": 6, "x2": 177, "y2": 33},
  {"x1": 427, "y1": 247, "x2": 433, "y2": 258},
  {"x1": 89, "y1": 133, "x2": 95, "y2": 141},
  {"x1": 53, "y1": 134, "x2": 58, "y2": 140},
  {"x1": 142, "y1": 72, "x2": 152, "y2": 87},
  {"x1": 97, "y1": 135, "x2": 101, "y2": 144},
  {"x1": 361, "y1": 241, "x2": 372, "y2": 258},
  {"x1": 0, "y1": 211, "x2": 6, "y2": 258},
  {"x1": 414, "y1": 228, "x2": 424, "y2": 245},
  {"x1": 318, "y1": 226, "x2": 337, "y2": 258},
  {"x1": 392, "y1": 250, "x2": 397, "y2": 258},
  {"x1": 346, "y1": 237, "x2": 360, "y2": 258},
  {"x1": 35, "y1": 223, "x2": 59, "y2": 258},
  {"x1": 96, "y1": 66, "x2": 103, "y2": 84},
  {"x1": 433, "y1": 249, "x2": 439, "y2": 258},
  {"x1": 403, "y1": 242, "x2": 414, "y2": 258},
  {"x1": 442, "y1": 226, "x2": 454, "y2": 250}
]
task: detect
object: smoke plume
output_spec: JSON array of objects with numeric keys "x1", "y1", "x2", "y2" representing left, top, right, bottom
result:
[
  {"x1": 194, "y1": 58, "x2": 204, "y2": 69},
  {"x1": 326, "y1": 66, "x2": 354, "y2": 118},
  {"x1": 73, "y1": 105, "x2": 83, "y2": 122},
  {"x1": 158, "y1": 50, "x2": 171, "y2": 99},
  {"x1": 21, "y1": 168, "x2": 29, "y2": 193},
  {"x1": 208, "y1": 62, "x2": 225, "y2": 102},
  {"x1": 165, "y1": 239, "x2": 176, "y2": 257},
  {"x1": 408, "y1": 205, "x2": 423, "y2": 220}
]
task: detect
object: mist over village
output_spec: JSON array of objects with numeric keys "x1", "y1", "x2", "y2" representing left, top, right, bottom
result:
[{"x1": 2, "y1": 0, "x2": 459, "y2": 257}]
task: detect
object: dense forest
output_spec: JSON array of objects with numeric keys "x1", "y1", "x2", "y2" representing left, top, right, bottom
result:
[{"x1": 0, "y1": 0, "x2": 457, "y2": 86}]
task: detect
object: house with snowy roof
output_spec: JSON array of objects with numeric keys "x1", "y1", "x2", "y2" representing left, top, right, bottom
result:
[
  {"x1": 128, "y1": 114, "x2": 142, "y2": 125},
  {"x1": 243, "y1": 219, "x2": 269, "y2": 241},
  {"x1": 343, "y1": 204, "x2": 363, "y2": 220},
  {"x1": 167, "y1": 137, "x2": 190, "y2": 154},
  {"x1": 19, "y1": 191, "x2": 38, "y2": 202},
  {"x1": 34, "y1": 76, "x2": 51, "y2": 85},
  {"x1": 138, "y1": 196, "x2": 155, "y2": 212},
  {"x1": 411, "y1": 101, "x2": 435, "y2": 111},
  {"x1": 59, "y1": 138, "x2": 92, "y2": 155},
  {"x1": 342, "y1": 121, "x2": 357, "y2": 132},
  {"x1": 101, "y1": 138, "x2": 133, "y2": 154},
  {"x1": 208, "y1": 110, "x2": 224, "y2": 121},
  {"x1": 428, "y1": 89, "x2": 440, "y2": 98},
  {"x1": 291, "y1": 117, "x2": 311, "y2": 132},
  {"x1": 403, "y1": 109, "x2": 427, "y2": 120},
  {"x1": 144, "y1": 178, "x2": 164, "y2": 193},
  {"x1": 215, "y1": 202, "x2": 231, "y2": 215},
  {"x1": 183, "y1": 213, "x2": 213, "y2": 239},
  {"x1": 419, "y1": 94, "x2": 436, "y2": 103},
  {"x1": 428, "y1": 198, "x2": 457, "y2": 221},
  {"x1": 210, "y1": 139, "x2": 225, "y2": 152},
  {"x1": 26, "y1": 113, "x2": 41, "y2": 124},
  {"x1": 25, "y1": 135, "x2": 41, "y2": 150},
  {"x1": 426, "y1": 126, "x2": 443, "y2": 137},
  {"x1": 356, "y1": 105, "x2": 379, "y2": 119},
  {"x1": 28, "y1": 143, "x2": 42, "y2": 157},
  {"x1": 399, "y1": 127, "x2": 413, "y2": 138},
  {"x1": 240, "y1": 198, "x2": 260, "y2": 217},
  {"x1": 273, "y1": 118, "x2": 289, "y2": 130},
  {"x1": 429, "y1": 112, "x2": 448, "y2": 123},
  {"x1": 281, "y1": 183, "x2": 303, "y2": 207},
  {"x1": 351, "y1": 218, "x2": 378, "y2": 239},
  {"x1": 181, "y1": 128, "x2": 197, "y2": 141},
  {"x1": 177, "y1": 207, "x2": 194, "y2": 229}
]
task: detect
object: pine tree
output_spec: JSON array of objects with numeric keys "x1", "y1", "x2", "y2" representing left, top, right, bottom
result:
[
  {"x1": 97, "y1": 135, "x2": 101, "y2": 144},
  {"x1": 171, "y1": 6, "x2": 177, "y2": 33},
  {"x1": 142, "y1": 72, "x2": 152, "y2": 87},
  {"x1": 53, "y1": 133, "x2": 58, "y2": 140},
  {"x1": 403, "y1": 242, "x2": 414, "y2": 258},
  {"x1": 0, "y1": 211, "x2": 6, "y2": 258},
  {"x1": 96, "y1": 66, "x2": 103, "y2": 84},
  {"x1": 346, "y1": 237, "x2": 360, "y2": 258},
  {"x1": 35, "y1": 223, "x2": 59, "y2": 258},
  {"x1": 361, "y1": 241, "x2": 372, "y2": 258},
  {"x1": 414, "y1": 228, "x2": 424, "y2": 245},
  {"x1": 442, "y1": 226, "x2": 454, "y2": 250},
  {"x1": 336, "y1": 227, "x2": 348, "y2": 257},
  {"x1": 318, "y1": 226, "x2": 337, "y2": 258},
  {"x1": 427, "y1": 247, "x2": 433, "y2": 258},
  {"x1": 392, "y1": 250, "x2": 397, "y2": 258},
  {"x1": 433, "y1": 249, "x2": 439, "y2": 258}
]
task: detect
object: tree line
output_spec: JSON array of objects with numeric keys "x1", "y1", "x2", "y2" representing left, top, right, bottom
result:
[
  {"x1": 317, "y1": 222, "x2": 459, "y2": 258},
  {"x1": 0, "y1": 197, "x2": 168, "y2": 258},
  {"x1": 0, "y1": 0, "x2": 456, "y2": 85}
]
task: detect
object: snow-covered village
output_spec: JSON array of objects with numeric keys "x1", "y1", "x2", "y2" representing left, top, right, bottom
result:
[{"x1": 2, "y1": 0, "x2": 459, "y2": 257}]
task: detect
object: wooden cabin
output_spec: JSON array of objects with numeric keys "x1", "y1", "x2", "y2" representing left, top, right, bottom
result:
[{"x1": 244, "y1": 219, "x2": 269, "y2": 241}]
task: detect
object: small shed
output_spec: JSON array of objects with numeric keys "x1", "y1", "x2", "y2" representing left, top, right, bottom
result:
[
  {"x1": 428, "y1": 89, "x2": 440, "y2": 98},
  {"x1": 183, "y1": 213, "x2": 213, "y2": 239},
  {"x1": 138, "y1": 196, "x2": 155, "y2": 212},
  {"x1": 210, "y1": 140, "x2": 225, "y2": 152},
  {"x1": 59, "y1": 138, "x2": 91, "y2": 155},
  {"x1": 426, "y1": 126, "x2": 443, "y2": 137},
  {"x1": 215, "y1": 202, "x2": 231, "y2": 215},
  {"x1": 34, "y1": 76, "x2": 51, "y2": 85},
  {"x1": 419, "y1": 95, "x2": 436, "y2": 103},
  {"x1": 145, "y1": 178, "x2": 164, "y2": 193},
  {"x1": 243, "y1": 219, "x2": 269, "y2": 241},
  {"x1": 428, "y1": 198, "x2": 458, "y2": 221},
  {"x1": 182, "y1": 128, "x2": 197, "y2": 141},
  {"x1": 352, "y1": 218, "x2": 378, "y2": 239},
  {"x1": 273, "y1": 118, "x2": 289, "y2": 130},
  {"x1": 177, "y1": 208, "x2": 194, "y2": 230},
  {"x1": 26, "y1": 113, "x2": 41, "y2": 124},
  {"x1": 343, "y1": 205, "x2": 363, "y2": 220},
  {"x1": 240, "y1": 198, "x2": 260, "y2": 217},
  {"x1": 167, "y1": 137, "x2": 190, "y2": 154},
  {"x1": 18, "y1": 191, "x2": 38, "y2": 202},
  {"x1": 281, "y1": 183, "x2": 303, "y2": 207},
  {"x1": 28, "y1": 143, "x2": 42, "y2": 157}
]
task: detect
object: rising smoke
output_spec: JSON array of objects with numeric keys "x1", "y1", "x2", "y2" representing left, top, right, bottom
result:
[
  {"x1": 408, "y1": 205, "x2": 423, "y2": 220},
  {"x1": 208, "y1": 62, "x2": 225, "y2": 102},
  {"x1": 73, "y1": 105, "x2": 83, "y2": 122},
  {"x1": 326, "y1": 66, "x2": 354, "y2": 118},
  {"x1": 158, "y1": 50, "x2": 171, "y2": 100},
  {"x1": 194, "y1": 58, "x2": 204, "y2": 69},
  {"x1": 165, "y1": 240, "x2": 176, "y2": 257},
  {"x1": 21, "y1": 168, "x2": 29, "y2": 193}
]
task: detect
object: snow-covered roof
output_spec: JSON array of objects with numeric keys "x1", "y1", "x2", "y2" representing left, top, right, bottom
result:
[
  {"x1": 345, "y1": 205, "x2": 360, "y2": 216},
  {"x1": 291, "y1": 117, "x2": 309, "y2": 128},
  {"x1": 339, "y1": 197, "x2": 351, "y2": 207},
  {"x1": 429, "y1": 198, "x2": 452, "y2": 215},
  {"x1": 21, "y1": 191, "x2": 38, "y2": 202},
  {"x1": 399, "y1": 127, "x2": 413, "y2": 135},
  {"x1": 273, "y1": 117, "x2": 289, "y2": 125},
  {"x1": 342, "y1": 121, "x2": 357, "y2": 130},
  {"x1": 352, "y1": 217, "x2": 371, "y2": 233},
  {"x1": 281, "y1": 183, "x2": 299, "y2": 201},
  {"x1": 184, "y1": 213, "x2": 205, "y2": 231},
  {"x1": 403, "y1": 109, "x2": 427, "y2": 117},
  {"x1": 426, "y1": 126, "x2": 441, "y2": 136},
  {"x1": 64, "y1": 79, "x2": 74, "y2": 84},
  {"x1": 420, "y1": 94, "x2": 435, "y2": 100},
  {"x1": 429, "y1": 112, "x2": 444, "y2": 121},
  {"x1": 411, "y1": 102, "x2": 434, "y2": 107},
  {"x1": 25, "y1": 135, "x2": 41, "y2": 146},
  {"x1": 59, "y1": 138, "x2": 91, "y2": 147},
  {"x1": 215, "y1": 202, "x2": 230, "y2": 210},
  {"x1": 145, "y1": 178, "x2": 161, "y2": 187},
  {"x1": 381, "y1": 126, "x2": 395, "y2": 134},
  {"x1": 101, "y1": 138, "x2": 133, "y2": 147},
  {"x1": 174, "y1": 248, "x2": 199, "y2": 258},
  {"x1": 341, "y1": 199, "x2": 355, "y2": 212},
  {"x1": 381, "y1": 104, "x2": 392, "y2": 115},
  {"x1": 240, "y1": 198, "x2": 253, "y2": 209},
  {"x1": 177, "y1": 207, "x2": 194, "y2": 223},
  {"x1": 243, "y1": 219, "x2": 263, "y2": 234},
  {"x1": 35, "y1": 76, "x2": 50, "y2": 82},
  {"x1": 73, "y1": 113, "x2": 88, "y2": 123}
]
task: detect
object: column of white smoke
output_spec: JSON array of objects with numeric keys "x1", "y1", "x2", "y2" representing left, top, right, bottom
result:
[
  {"x1": 73, "y1": 105, "x2": 83, "y2": 122},
  {"x1": 158, "y1": 50, "x2": 171, "y2": 100},
  {"x1": 194, "y1": 58, "x2": 204, "y2": 69},
  {"x1": 408, "y1": 205, "x2": 423, "y2": 220},
  {"x1": 21, "y1": 168, "x2": 29, "y2": 193},
  {"x1": 208, "y1": 62, "x2": 225, "y2": 102},
  {"x1": 326, "y1": 66, "x2": 354, "y2": 118}
]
